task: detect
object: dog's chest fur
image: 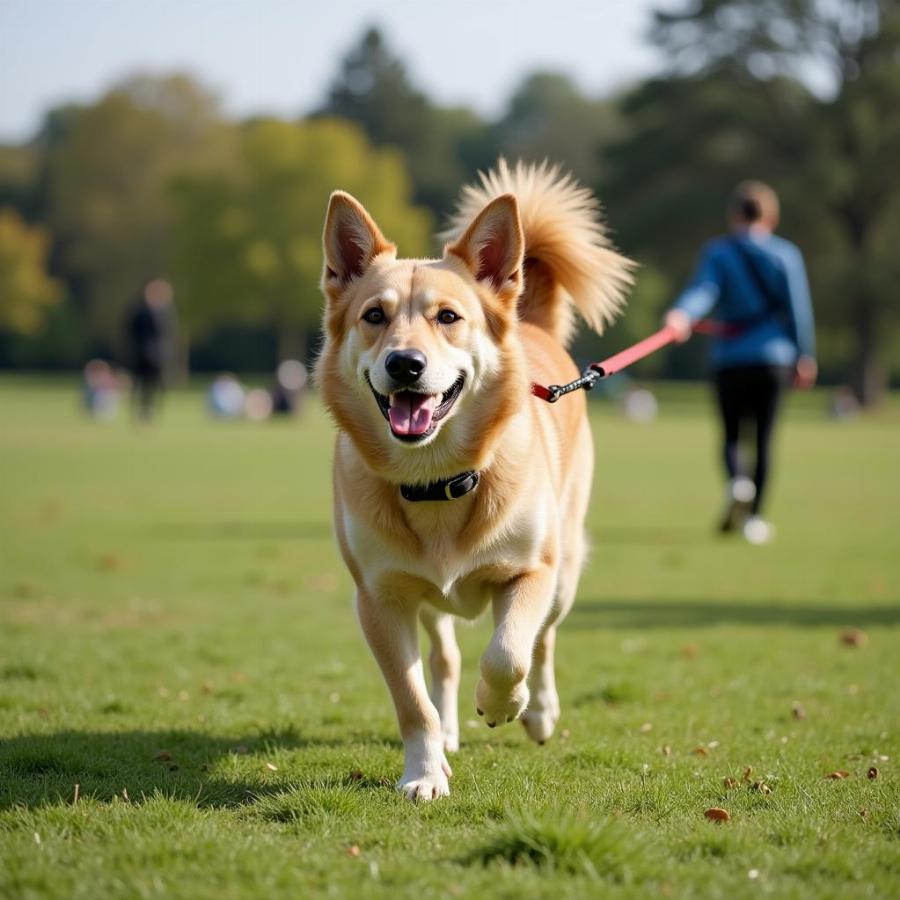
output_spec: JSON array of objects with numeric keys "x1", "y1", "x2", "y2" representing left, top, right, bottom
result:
[{"x1": 342, "y1": 488, "x2": 550, "y2": 618}]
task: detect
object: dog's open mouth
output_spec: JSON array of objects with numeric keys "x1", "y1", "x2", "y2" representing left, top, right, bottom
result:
[{"x1": 367, "y1": 374, "x2": 465, "y2": 442}]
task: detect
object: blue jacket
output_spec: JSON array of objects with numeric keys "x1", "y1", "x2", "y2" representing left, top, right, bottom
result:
[{"x1": 673, "y1": 230, "x2": 815, "y2": 370}]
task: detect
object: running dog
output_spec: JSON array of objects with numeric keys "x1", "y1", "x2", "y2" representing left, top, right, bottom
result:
[{"x1": 316, "y1": 160, "x2": 633, "y2": 800}]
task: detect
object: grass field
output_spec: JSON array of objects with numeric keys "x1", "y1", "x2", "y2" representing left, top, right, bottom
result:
[{"x1": 1, "y1": 376, "x2": 898, "y2": 899}]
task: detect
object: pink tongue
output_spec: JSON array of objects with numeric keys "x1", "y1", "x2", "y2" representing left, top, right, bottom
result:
[{"x1": 389, "y1": 392, "x2": 437, "y2": 435}]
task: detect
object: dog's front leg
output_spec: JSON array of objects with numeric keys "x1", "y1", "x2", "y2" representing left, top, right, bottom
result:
[
  {"x1": 357, "y1": 589, "x2": 451, "y2": 801},
  {"x1": 476, "y1": 567, "x2": 555, "y2": 728}
]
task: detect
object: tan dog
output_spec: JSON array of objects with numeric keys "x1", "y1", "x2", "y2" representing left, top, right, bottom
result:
[{"x1": 316, "y1": 160, "x2": 633, "y2": 800}]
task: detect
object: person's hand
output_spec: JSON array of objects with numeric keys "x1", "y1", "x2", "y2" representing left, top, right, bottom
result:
[
  {"x1": 664, "y1": 309, "x2": 692, "y2": 344},
  {"x1": 794, "y1": 355, "x2": 817, "y2": 390}
]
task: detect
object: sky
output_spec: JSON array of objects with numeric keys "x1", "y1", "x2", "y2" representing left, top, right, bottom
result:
[{"x1": 0, "y1": 0, "x2": 667, "y2": 142}]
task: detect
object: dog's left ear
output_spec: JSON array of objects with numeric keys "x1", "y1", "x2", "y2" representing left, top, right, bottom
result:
[
  {"x1": 446, "y1": 194, "x2": 524, "y2": 300},
  {"x1": 322, "y1": 191, "x2": 395, "y2": 291}
]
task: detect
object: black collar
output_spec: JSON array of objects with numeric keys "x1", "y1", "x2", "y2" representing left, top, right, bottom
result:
[{"x1": 400, "y1": 470, "x2": 479, "y2": 502}]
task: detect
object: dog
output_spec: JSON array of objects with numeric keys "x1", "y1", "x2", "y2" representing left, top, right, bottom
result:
[{"x1": 315, "y1": 159, "x2": 633, "y2": 800}]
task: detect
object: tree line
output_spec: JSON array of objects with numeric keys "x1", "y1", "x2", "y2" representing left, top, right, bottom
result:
[{"x1": 0, "y1": 0, "x2": 897, "y2": 403}]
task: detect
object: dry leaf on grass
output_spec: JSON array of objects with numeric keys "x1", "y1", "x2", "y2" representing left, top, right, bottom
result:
[
  {"x1": 825, "y1": 770, "x2": 851, "y2": 779},
  {"x1": 742, "y1": 766, "x2": 753, "y2": 783},
  {"x1": 867, "y1": 766, "x2": 879, "y2": 779},
  {"x1": 638, "y1": 722, "x2": 653, "y2": 733},
  {"x1": 694, "y1": 746, "x2": 709, "y2": 757},
  {"x1": 347, "y1": 844, "x2": 361, "y2": 857},
  {"x1": 723, "y1": 777, "x2": 738, "y2": 789},
  {"x1": 752, "y1": 781, "x2": 771, "y2": 795},
  {"x1": 265, "y1": 762, "x2": 278, "y2": 771},
  {"x1": 662, "y1": 745, "x2": 672, "y2": 757},
  {"x1": 349, "y1": 769, "x2": 364, "y2": 782},
  {"x1": 840, "y1": 628, "x2": 868, "y2": 647},
  {"x1": 791, "y1": 701, "x2": 807, "y2": 720},
  {"x1": 704, "y1": 807, "x2": 731, "y2": 823}
]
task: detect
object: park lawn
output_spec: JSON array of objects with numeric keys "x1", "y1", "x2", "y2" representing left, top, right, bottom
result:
[{"x1": 0, "y1": 376, "x2": 898, "y2": 900}]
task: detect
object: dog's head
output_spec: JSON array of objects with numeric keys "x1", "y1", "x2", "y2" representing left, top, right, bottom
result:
[{"x1": 316, "y1": 191, "x2": 526, "y2": 476}]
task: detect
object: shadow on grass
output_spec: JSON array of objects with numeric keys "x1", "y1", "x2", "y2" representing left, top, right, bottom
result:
[
  {"x1": 143, "y1": 520, "x2": 333, "y2": 542},
  {"x1": 0, "y1": 727, "x2": 390, "y2": 812},
  {"x1": 569, "y1": 599, "x2": 900, "y2": 629}
]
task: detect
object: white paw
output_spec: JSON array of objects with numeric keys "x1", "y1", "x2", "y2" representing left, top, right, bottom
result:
[
  {"x1": 443, "y1": 730, "x2": 459, "y2": 753},
  {"x1": 475, "y1": 677, "x2": 530, "y2": 728},
  {"x1": 521, "y1": 708, "x2": 558, "y2": 744},
  {"x1": 397, "y1": 769, "x2": 450, "y2": 801}
]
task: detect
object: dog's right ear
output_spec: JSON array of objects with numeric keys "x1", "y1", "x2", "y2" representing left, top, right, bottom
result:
[{"x1": 322, "y1": 192, "x2": 395, "y2": 293}]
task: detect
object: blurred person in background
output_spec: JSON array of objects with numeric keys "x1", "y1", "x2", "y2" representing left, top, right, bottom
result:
[
  {"x1": 271, "y1": 359, "x2": 308, "y2": 416},
  {"x1": 665, "y1": 181, "x2": 816, "y2": 545},
  {"x1": 126, "y1": 279, "x2": 176, "y2": 422}
]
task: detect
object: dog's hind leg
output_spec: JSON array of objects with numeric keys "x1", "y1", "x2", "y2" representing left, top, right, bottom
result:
[
  {"x1": 420, "y1": 607, "x2": 461, "y2": 752},
  {"x1": 522, "y1": 526, "x2": 586, "y2": 745},
  {"x1": 357, "y1": 589, "x2": 451, "y2": 801}
]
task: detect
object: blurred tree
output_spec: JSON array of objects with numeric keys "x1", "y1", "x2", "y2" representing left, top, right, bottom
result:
[
  {"x1": 37, "y1": 74, "x2": 235, "y2": 359},
  {"x1": 170, "y1": 117, "x2": 432, "y2": 360},
  {"x1": 0, "y1": 208, "x2": 63, "y2": 335},
  {"x1": 319, "y1": 27, "x2": 497, "y2": 218},
  {"x1": 609, "y1": 0, "x2": 900, "y2": 401},
  {"x1": 498, "y1": 72, "x2": 623, "y2": 188}
]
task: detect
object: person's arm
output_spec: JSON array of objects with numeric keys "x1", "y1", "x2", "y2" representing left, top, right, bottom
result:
[
  {"x1": 664, "y1": 244, "x2": 722, "y2": 342},
  {"x1": 783, "y1": 246, "x2": 817, "y2": 389}
]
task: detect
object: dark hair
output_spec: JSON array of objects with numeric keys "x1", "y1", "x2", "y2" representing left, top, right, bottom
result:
[{"x1": 737, "y1": 197, "x2": 762, "y2": 222}]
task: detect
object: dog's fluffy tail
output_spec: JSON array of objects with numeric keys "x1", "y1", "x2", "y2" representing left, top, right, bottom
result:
[{"x1": 442, "y1": 158, "x2": 634, "y2": 346}]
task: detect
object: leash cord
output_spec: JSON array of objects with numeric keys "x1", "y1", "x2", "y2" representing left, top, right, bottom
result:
[{"x1": 531, "y1": 319, "x2": 725, "y2": 403}]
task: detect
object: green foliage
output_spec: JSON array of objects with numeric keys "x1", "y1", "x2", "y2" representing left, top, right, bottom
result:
[
  {"x1": 170, "y1": 117, "x2": 432, "y2": 354},
  {"x1": 319, "y1": 27, "x2": 498, "y2": 215},
  {"x1": 38, "y1": 74, "x2": 234, "y2": 353},
  {"x1": 606, "y1": 0, "x2": 900, "y2": 401},
  {"x1": 498, "y1": 72, "x2": 623, "y2": 188},
  {"x1": 0, "y1": 208, "x2": 62, "y2": 335}
]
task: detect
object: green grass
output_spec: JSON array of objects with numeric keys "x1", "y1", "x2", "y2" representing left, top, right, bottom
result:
[{"x1": 0, "y1": 376, "x2": 898, "y2": 899}]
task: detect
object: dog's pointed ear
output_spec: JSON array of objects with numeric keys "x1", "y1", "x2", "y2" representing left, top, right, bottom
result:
[
  {"x1": 322, "y1": 192, "x2": 394, "y2": 290},
  {"x1": 446, "y1": 194, "x2": 524, "y2": 298}
]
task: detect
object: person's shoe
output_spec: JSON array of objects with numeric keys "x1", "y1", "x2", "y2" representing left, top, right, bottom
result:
[
  {"x1": 743, "y1": 515, "x2": 775, "y2": 545},
  {"x1": 719, "y1": 476, "x2": 756, "y2": 533}
]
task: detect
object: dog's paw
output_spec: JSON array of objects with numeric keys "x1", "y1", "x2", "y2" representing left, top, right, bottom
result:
[
  {"x1": 521, "y1": 689, "x2": 560, "y2": 744},
  {"x1": 475, "y1": 677, "x2": 529, "y2": 728},
  {"x1": 443, "y1": 730, "x2": 460, "y2": 753},
  {"x1": 397, "y1": 770, "x2": 450, "y2": 802}
]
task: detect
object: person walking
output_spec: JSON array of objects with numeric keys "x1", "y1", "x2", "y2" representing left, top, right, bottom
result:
[
  {"x1": 126, "y1": 279, "x2": 175, "y2": 422},
  {"x1": 665, "y1": 182, "x2": 816, "y2": 544}
]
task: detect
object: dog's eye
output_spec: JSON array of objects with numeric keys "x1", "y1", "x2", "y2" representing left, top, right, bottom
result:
[
  {"x1": 362, "y1": 308, "x2": 385, "y2": 325},
  {"x1": 437, "y1": 309, "x2": 460, "y2": 325}
]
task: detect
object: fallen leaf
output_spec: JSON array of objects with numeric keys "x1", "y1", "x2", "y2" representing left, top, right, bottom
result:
[
  {"x1": 347, "y1": 844, "x2": 361, "y2": 857},
  {"x1": 752, "y1": 781, "x2": 771, "y2": 795},
  {"x1": 867, "y1": 766, "x2": 879, "y2": 780},
  {"x1": 694, "y1": 746, "x2": 709, "y2": 757},
  {"x1": 704, "y1": 807, "x2": 731, "y2": 823},
  {"x1": 349, "y1": 769, "x2": 364, "y2": 782},
  {"x1": 825, "y1": 770, "x2": 851, "y2": 779},
  {"x1": 265, "y1": 762, "x2": 278, "y2": 771},
  {"x1": 662, "y1": 745, "x2": 672, "y2": 757},
  {"x1": 791, "y1": 701, "x2": 807, "y2": 720},
  {"x1": 742, "y1": 766, "x2": 753, "y2": 783},
  {"x1": 723, "y1": 777, "x2": 738, "y2": 788},
  {"x1": 840, "y1": 628, "x2": 868, "y2": 647},
  {"x1": 638, "y1": 722, "x2": 653, "y2": 733}
]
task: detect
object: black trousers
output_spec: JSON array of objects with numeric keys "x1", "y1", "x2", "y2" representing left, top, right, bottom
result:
[{"x1": 714, "y1": 365, "x2": 792, "y2": 515}]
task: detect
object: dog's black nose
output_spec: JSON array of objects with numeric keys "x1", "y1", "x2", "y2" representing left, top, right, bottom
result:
[{"x1": 385, "y1": 349, "x2": 427, "y2": 385}]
